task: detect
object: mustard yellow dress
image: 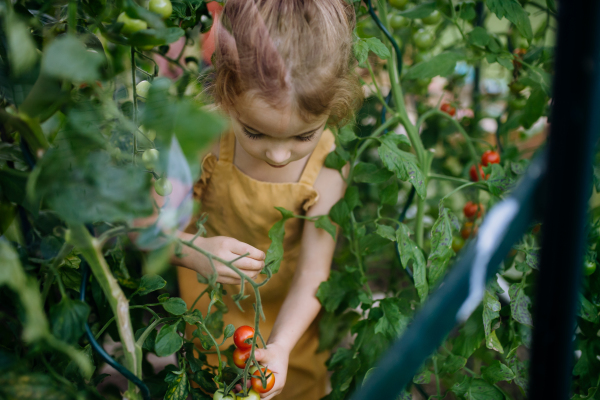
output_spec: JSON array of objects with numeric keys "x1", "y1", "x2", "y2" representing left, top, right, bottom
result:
[{"x1": 178, "y1": 129, "x2": 335, "y2": 399}]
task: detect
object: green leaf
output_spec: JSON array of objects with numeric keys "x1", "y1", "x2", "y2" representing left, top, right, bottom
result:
[
  {"x1": 127, "y1": 27, "x2": 185, "y2": 47},
  {"x1": 49, "y1": 298, "x2": 90, "y2": 344},
  {"x1": 404, "y1": 51, "x2": 466, "y2": 80},
  {"x1": 353, "y1": 162, "x2": 393, "y2": 184},
  {"x1": 162, "y1": 297, "x2": 188, "y2": 315},
  {"x1": 4, "y1": 12, "x2": 38, "y2": 75},
  {"x1": 482, "y1": 360, "x2": 515, "y2": 384},
  {"x1": 378, "y1": 136, "x2": 426, "y2": 198},
  {"x1": 375, "y1": 224, "x2": 396, "y2": 241},
  {"x1": 338, "y1": 125, "x2": 357, "y2": 145},
  {"x1": 364, "y1": 37, "x2": 391, "y2": 60},
  {"x1": 318, "y1": 311, "x2": 360, "y2": 352},
  {"x1": 325, "y1": 149, "x2": 346, "y2": 171},
  {"x1": 380, "y1": 180, "x2": 399, "y2": 206},
  {"x1": 373, "y1": 298, "x2": 410, "y2": 339},
  {"x1": 496, "y1": 54, "x2": 515, "y2": 70},
  {"x1": 42, "y1": 36, "x2": 105, "y2": 83},
  {"x1": 508, "y1": 357, "x2": 529, "y2": 392},
  {"x1": 482, "y1": 290, "x2": 501, "y2": 338},
  {"x1": 164, "y1": 369, "x2": 190, "y2": 400},
  {"x1": 396, "y1": 224, "x2": 428, "y2": 302},
  {"x1": 440, "y1": 354, "x2": 467, "y2": 374},
  {"x1": 486, "y1": 164, "x2": 516, "y2": 196},
  {"x1": 578, "y1": 295, "x2": 599, "y2": 323},
  {"x1": 354, "y1": 39, "x2": 370, "y2": 65},
  {"x1": 468, "y1": 27, "x2": 491, "y2": 47},
  {"x1": 486, "y1": 0, "x2": 533, "y2": 40},
  {"x1": 509, "y1": 284, "x2": 533, "y2": 327},
  {"x1": 223, "y1": 324, "x2": 235, "y2": 340},
  {"x1": 134, "y1": 274, "x2": 167, "y2": 297},
  {"x1": 427, "y1": 204, "x2": 458, "y2": 286},
  {"x1": 398, "y1": 1, "x2": 436, "y2": 18},
  {"x1": 315, "y1": 215, "x2": 337, "y2": 240},
  {"x1": 485, "y1": 330, "x2": 504, "y2": 354},
  {"x1": 329, "y1": 198, "x2": 351, "y2": 233},
  {"x1": 155, "y1": 323, "x2": 184, "y2": 357},
  {"x1": 520, "y1": 88, "x2": 547, "y2": 129},
  {"x1": 192, "y1": 370, "x2": 217, "y2": 393},
  {"x1": 344, "y1": 186, "x2": 362, "y2": 211},
  {"x1": 317, "y1": 269, "x2": 363, "y2": 313},
  {"x1": 464, "y1": 378, "x2": 505, "y2": 400},
  {"x1": 264, "y1": 207, "x2": 294, "y2": 274}
]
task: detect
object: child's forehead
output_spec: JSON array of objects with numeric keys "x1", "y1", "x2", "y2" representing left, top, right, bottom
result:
[{"x1": 234, "y1": 94, "x2": 327, "y2": 137}]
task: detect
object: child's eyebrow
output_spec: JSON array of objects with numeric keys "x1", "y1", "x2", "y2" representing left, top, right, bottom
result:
[{"x1": 240, "y1": 121, "x2": 322, "y2": 137}]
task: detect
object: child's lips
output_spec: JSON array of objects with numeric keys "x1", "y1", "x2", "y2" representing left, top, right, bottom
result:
[{"x1": 267, "y1": 162, "x2": 288, "y2": 168}]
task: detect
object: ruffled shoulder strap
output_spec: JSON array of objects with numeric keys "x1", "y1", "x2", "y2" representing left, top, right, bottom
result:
[{"x1": 298, "y1": 129, "x2": 336, "y2": 187}]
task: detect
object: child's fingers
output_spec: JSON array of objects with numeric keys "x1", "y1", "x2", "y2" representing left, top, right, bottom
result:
[
  {"x1": 230, "y1": 240, "x2": 266, "y2": 261},
  {"x1": 232, "y1": 256, "x2": 264, "y2": 272}
]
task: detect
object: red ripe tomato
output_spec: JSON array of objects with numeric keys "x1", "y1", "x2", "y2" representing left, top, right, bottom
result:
[
  {"x1": 463, "y1": 201, "x2": 484, "y2": 219},
  {"x1": 461, "y1": 221, "x2": 478, "y2": 239},
  {"x1": 234, "y1": 326, "x2": 254, "y2": 350},
  {"x1": 440, "y1": 103, "x2": 456, "y2": 116},
  {"x1": 469, "y1": 164, "x2": 486, "y2": 182},
  {"x1": 251, "y1": 368, "x2": 275, "y2": 394},
  {"x1": 232, "y1": 347, "x2": 251, "y2": 369},
  {"x1": 513, "y1": 48, "x2": 527, "y2": 69},
  {"x1": 481, "y1": 150, "x2": 501, "y2": 166}
]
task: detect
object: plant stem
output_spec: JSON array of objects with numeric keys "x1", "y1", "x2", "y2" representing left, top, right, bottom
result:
[
  {"x1": 365, "y1": 61, "x2": 394, "y2": 112},
  {"x1": 433, "y1": 356, "x2": 441, "y2": 398},
  {"x1": 67, "y1": 0, "x2": 77, "y2": 35},
  {"x1": 136, "y1": 318, "x2": 162, "y2": 347},
  {"x1": 131, "y1": 47, "x2": 138, "y2": 165},
  {"x1": 42, "y1": 243, "x2": 73, "y2": 302}
]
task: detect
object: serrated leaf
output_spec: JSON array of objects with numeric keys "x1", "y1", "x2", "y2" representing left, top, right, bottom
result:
[
  {"x1": 405, "y1": 51, "x2": 466, "y2": 80},
  {"x1": 315, "y1": 215, "x2": 337, "y2": 240},
  {"x1": 486, "y1": 0, "x2": 533, "y2": 40},
  {"x1": 353, "y1": 162, "x2": 393, "y2": 184},
  {"x1": 578, "y1": 295, "x2": 599, "y2": 323},
  {"x1": 468, "y1": 27, "x2": 491, "y2": 47},
  {"x1": 363, "y1": 37, "x2": 391, "y2": 60},
  {"x1": 134, "y1": 274, "x2": 167, "y2": 297},
  {"x1": 485, "y1": 330, "x2": 504, "y2": 354},
  {"x1": 378, "y1": 137, "x2": 426, "y2": 198},
  {"x1": 509, "y1": 284, "x2": 533, "y2": 327},
  {"x1": 164, "y1": 369, "x2": 190, "y2": 400},
  {"x1": 483, "y1": 290, "x2": 501, "y2": 338},
  {"x1": 427, "y1": 205, "x2": 458, "y2": 285},
  {"x1": 344, "y1": 186, "x2": 362, "y2": 210},
  {"x1": 373, "y1": 298, "x2": 410, "y2": 339},
  {"x1": 155, "y1": 323, "x2": 184, "y2": 357},
  {"x1": 482, "y1": 360, "x2": 515, "y2": 384},
  {"x1": 396, "y1": 224, "x2": 428, "y2": 302},
  {"x1": 380, "y1": 180, "x2": 399, "y2": 206},
  {"x1": 465, "y1": 378, "x2": 505, "y2": 399},
  {"x1": 440, "y1": 354, "x2": 467, "y2": 374},
  {"x1": 163, "y1": 297, "x2": 188, "y2": 315},
  {"x1": 487, "y1": 164, "x2": 516, "y2": 196},
  {"x1": 264, "y1": 207, "x2": 294, "y2": 274},
  {"x1": 49, "y1": 298, "x2": 90, "y2": 344},
  {"x1": 376, "y1": 224, "x2": 396, "y2": 241}
]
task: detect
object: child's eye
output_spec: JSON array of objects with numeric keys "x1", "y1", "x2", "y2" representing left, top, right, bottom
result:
[
  {"x1": 243, "y1": 129, "x2": 263, "y2": 140},
  {"x1": 296, "y1": 133, "x2": 316, "y2": 142}
]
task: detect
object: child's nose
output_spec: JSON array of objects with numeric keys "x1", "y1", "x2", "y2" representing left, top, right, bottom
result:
[{"x1": 266, "y1": 148, "x2": 291, "y2": 165}]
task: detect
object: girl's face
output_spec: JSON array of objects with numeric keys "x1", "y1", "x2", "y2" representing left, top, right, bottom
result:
[{"x1": 229, "y1": 93, "x2": 329, "y2": 168}]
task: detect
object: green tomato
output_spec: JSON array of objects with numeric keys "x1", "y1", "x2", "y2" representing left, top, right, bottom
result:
[
  {"x1": 508, "y1": 96, "x2": 527, "y2": 110},
  {"x1": 413, "y1": 50, "x2": 433, "y2": 64},
  {"x1": 142, "y1": 148, "x2": 159, "y2": 169},
  {"x1": 213, "y1": 389, "x2": 237, "y2": 400},
  {"x1": 136, "y1": 80, "x2": 151, "y2": 100},
  {"x1": 149, "y1": 0, "x2": 173, "y2": 19},
  {"x1": 421, "y1": 10, "x2": 441, "y2": 25},
  {"x1": 413, "y1": 28, "x2": 435, "y2": 50},
  {"x1": 236, "y1": 390, "x2": 260, "y2": 400},
  {"x1": 117, "y1": 12, "x2": 148, "y2": 35},
  {"x1": 154, "y1": 177, "x2": 173, "y2": 196},
  {"x1": 137, "y1": 44, "x2": 155, "y2": 51},
  {"x1": 388, "y1": 13, "x2": 409, "y2": 30},
  {"x1": 389, "y1": 0, "x2": 409, "y2": 9},
  {"x1": 509, "y1": 81, "x2": 526, "y2": 94},
  {"x1": 584, "y1": 260, "x2": 597, "y2": 276}
]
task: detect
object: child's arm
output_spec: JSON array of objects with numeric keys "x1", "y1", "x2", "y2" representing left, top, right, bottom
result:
[
  {"x1": 254, "y1": 163, "x2": 347, "y2": 399},
  {"x1": 132, "y1": 175, "x2": 265, "y2": 284}
]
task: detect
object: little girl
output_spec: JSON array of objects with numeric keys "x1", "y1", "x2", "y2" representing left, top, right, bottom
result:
[{"x1": 174, "y1": 1, "x2": 361, "y2": 398}]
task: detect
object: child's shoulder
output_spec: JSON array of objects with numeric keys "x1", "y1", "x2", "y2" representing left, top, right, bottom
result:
[{"x1": 309, "y1": 139, "x2": 348, "y2": 214}]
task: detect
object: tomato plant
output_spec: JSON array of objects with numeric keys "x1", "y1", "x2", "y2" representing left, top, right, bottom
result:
[
  {"x1": 440, "y1": 103, "x2": 456, "y2": 117},
  {"x1": 481, "y1": 150, "x2": 501, "y2": 166},
  {"x1": 149, "y1": 0, "x2": 173, "y2": 19},
  {"x1": 251, "y1": 368, "x2": 275, "y2": 394}
]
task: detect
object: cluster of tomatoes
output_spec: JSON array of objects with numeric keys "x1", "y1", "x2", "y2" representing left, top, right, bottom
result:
[
  {"x1": 117, "y1": 0, "x2": 173, "y2": 47},
  {"x1": 452, "y1": 201, "x2": 485, "y2": 252},
  {"x1": 469, "y1": 150, "x2": 500, "y2": 182},
  {"x1": 215, "y1": 326, "x2": 274, "y2": 399}
]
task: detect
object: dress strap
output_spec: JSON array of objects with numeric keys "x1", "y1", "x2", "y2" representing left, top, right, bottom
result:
[
  {"x1": 299, "y1": 129, "x2": 336, "y2": 187},
  {"x1": 218, "y1": 130, "x2": 235, "y2": 163}
]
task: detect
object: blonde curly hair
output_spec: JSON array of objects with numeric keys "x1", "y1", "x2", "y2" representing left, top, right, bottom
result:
[{"x1": 210, "y1": 0, "x2": 362, "y2": 126}]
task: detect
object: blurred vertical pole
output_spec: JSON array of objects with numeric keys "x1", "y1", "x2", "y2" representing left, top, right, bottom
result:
[{"x1": 528, "y1": 0, "x2": 600, "y2": 399}]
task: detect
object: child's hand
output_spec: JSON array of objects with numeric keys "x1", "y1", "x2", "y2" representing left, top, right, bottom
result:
[
  {"x1": 185, "y1": 236, "x2": 265, "y2": 284},
  {"x1": 253, "y1": 343, "x2": 289, "y2": 399}
]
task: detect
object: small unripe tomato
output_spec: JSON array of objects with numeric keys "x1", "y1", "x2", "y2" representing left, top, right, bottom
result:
[
  {"x1": 584, "y1": 260, "x2": 597, "y2": 276},
  {"x1": 413, "y1": 28, "x2": 434, "y2": 50},
  {"x1": 149, "y1": 0, "x2": 172, "y2": 19},
  {"x1": 388, "y1": 13, "x2": 409, "y2": 29},
  {"x1": 509, "y1": 81, "x2": 526, "y2": 94},
  {"x1": 142, "y1": 148, "x2": 159, "y2": 169},
  {"x1": 414, "y1": 51, "x2": 433, "y2": 64},
  {"x1": 251, "y1": 368, "x2": 275, "y2": 394},
  {"x1": 461, "y1": 221, "x2": 478, "y2": 239},
  {"x1": 508, "y1": 96, "x2": 527, "y2": 110},
  {"x1": 463, "y1": 201, "x2": 484, "y2": 219},
  {"x1": 481, "y1": 150, "x2": 501, "y2": 166},
  {"x1": 236, "y1": 390, "x2": 260, "y2": 400},
  {"x1": 440, "y1": 103, "x2": 456, "y2": 116},
  {"x1": 117, "y1": 12, "x2": 148, "y2": 35},
  {"x1": 389, "y1": 0, "x2": 409, "y2": 9},
  {"x1": 137, "y1": 44, "x2": 155, "y2": 51},
  {"x1": 469, "y1": 164, "x2": 486, "y2": 182},
  {"x1": 234, "y1": 326, "x2": 255, "y2": 350},
  {"x1": 248, "y1": 366, "x2": 259, "y2": 375},
  {"x1": 232, "y1": 347, "x2": 251, "y2": 369},
  {"x1": 213, "y1": 389, "x2": 237, "y2": 400},
  {"x1": 136, "y1": 80, "x2": 151, "y2": 100},
  {"x1": 421, "y1": 10, "x2": 441, "y2": 25},
  {"x1": 452, "y1": 236, "x2": 465, "y2": 252},
  {"x1": 154, "y1": 177, "x2": 172, "y2": 196}
]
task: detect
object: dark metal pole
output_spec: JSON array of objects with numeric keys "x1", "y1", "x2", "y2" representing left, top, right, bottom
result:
[{"x1": 528, "y1": 1, "x2": 600, "y2": 399}]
